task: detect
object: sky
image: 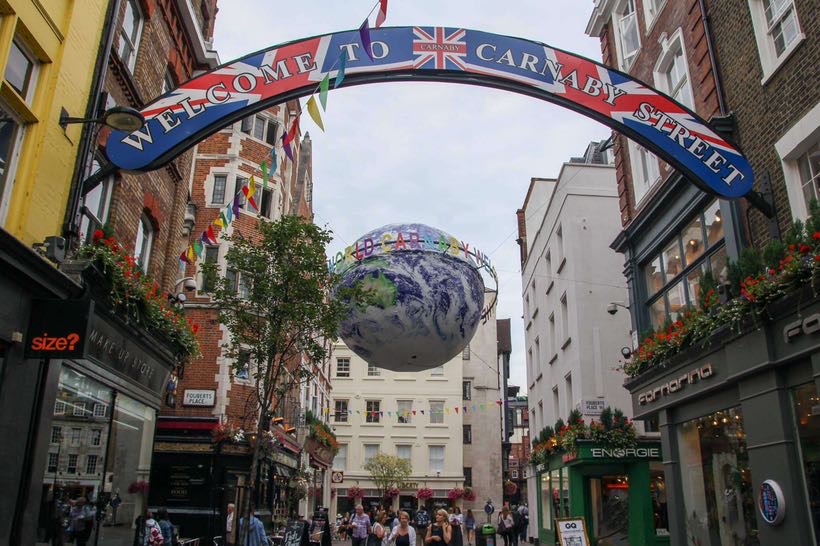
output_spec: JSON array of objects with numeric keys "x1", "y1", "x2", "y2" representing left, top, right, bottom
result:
[{"x1": 212, "y1": 0, "x2": 611, "y2": 392}]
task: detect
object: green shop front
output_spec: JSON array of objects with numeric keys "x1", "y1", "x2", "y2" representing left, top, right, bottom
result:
[{"x1": 536, "y1": 441, "x2": 669, "y2": 546}]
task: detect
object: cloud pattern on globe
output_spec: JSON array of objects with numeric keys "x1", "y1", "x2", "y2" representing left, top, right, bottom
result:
[{"x1": 335, "y1": 224, "x2": 485, "y2": 372}]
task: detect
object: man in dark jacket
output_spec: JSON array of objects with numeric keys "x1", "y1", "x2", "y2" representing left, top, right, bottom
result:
[{"x1": 413, "y1": 507, "x2": 430, "y2": 546}]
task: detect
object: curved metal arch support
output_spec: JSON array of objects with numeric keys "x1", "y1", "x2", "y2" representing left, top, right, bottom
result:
[{"x1": 105, "y1": 26, "x2": 754, "y2": 200}]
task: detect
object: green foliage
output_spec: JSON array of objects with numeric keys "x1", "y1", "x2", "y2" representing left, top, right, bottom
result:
[
  {"x1": 567, "y1": 409, "x2": 583, "y2": 426},
  {"x1": 599, "y1": 407, "x2": 613, "y2": 430},
  {"x1": 363, "y1": 452, "x2": 412, "y2": 495},
  {"x1": 554, "y1": 418, "x2": 565, "y2": 433},
  {"x1": 761, "y1": 240, "x2": 786, "y2": 270},
  {"x1": 727, "y1": 247, "x2": 763, "y2": 296},
  {"x1": 698, "y1": 270, "x2": 719, "y2": 309}
]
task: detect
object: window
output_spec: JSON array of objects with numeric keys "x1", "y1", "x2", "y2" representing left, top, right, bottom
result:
[
  {"x1": 643, "y1": 202, "x2": 726, "y2": 327},
  {"x1": 616, "y1": 0, "x2": 641, "y2": 69},
  {"x1": 93, "y1": 403, "x2": 107, "y2": 418},
  {"x1": 67, "y1": 454, "x2": 78, "y2": 474},
  {"x1": 556, "y1": 225, "x2": 565, "y2": 267},
  {"x1": 629, "y1": 140, "x2": 661, "y2": 205},
  {"x1": 201, "y1": 246, "x2": 220, "y2": 292},
  {"x1": 367, "y1": 363, "x2": 381, "y2": 377},
  {"x1": 429, "y1": 446, "x2": 444, "y2": 473},
  {"x1": 785, "y1": 137, "x2": 820, "y2": 221},
  {"x1": 366, "y1": 400, "x2": 381, "y2": 423},
  {"x1": 78, "y1": 162, "x2": 114, "y2": 243},
  {"x1": 397, "y1": 444, "x2": 412, "y2": 463},
  {"x1": 463, "y1": 467, "x2": 472, "y2": 487},
  {"x1": 118, "y1": 0, "x2": 144, "y2": 71},
  {"x1": 334, "y1": 399, "x2": 348, "y2": 423},
  {"x1": 54, "y1": 400, "x2": 66, "y2": 415},
  {"x1": 91, "y1": 429, "x2": 102, "y2": 447},
  {"x1": 397, "y1": 400, "x2": 412, "y2": 424},
  {"x1": 429, "y1": 401, "x2": 444, "y2": 424},
  {"x1": 333, "y1": 444, "x2": 347, "y2": 470},
  {"x1": 364, "y1": 444, "x2": 379, "y2": 465},
  {"x1": 212, "y1": 174, "x2": 228, "y2": 204},
  {"x1": 462, "y1": 381, "x2": 472, "y2": 400},
  {"x1": 462, "y1": 344, "x2": 470, "y2": 359},
  {"x1": 0, "y1": 105, "x2": 24, "y2": 224},
  {"x1": 235, "y1": 176, "x2": 248, "y2": 209},
  {"x1": 336, "y1": 358, "x2": 350, "y2": 377},
  {"x1": 70, "y1": 428, "x2": 81, "y2": 447},
  {"x1": 86, "y1": 455, "x2": 98, "y2": 475},
  {"x1": 260, "y1": 188, "x2": 273, "y2": 219},
  {"x1": 552, "y1": 387, "x2": 560, "y2": 423},
  {"x1": 463, "y1": 425, "x2": 472, "y2": 444},
  {"x1": 161, "y1": 69, "x2": 176, "y2": 95},
  {"x1": 792, "y1": 382, "x2": 820, "y2": 541},
  {"x1": 5, "y1": 40, "x2": 38, "y2": 102},
  {"x1": 74, "y1": 402, "x2": 86, "y2": 416},
  {"x1": 654, "y1": 30, "x2": 694, "y2": 109},
  {"x1": 235, "y1": 350, "x2": 250, "y2": 380},
  {"x1": 643, "y1": 0, "x2": 666, "y2": 28},
  {"x1": 431, "y1": 365, "x2": 444, "y2": 376},
  {"x1": 535, "y1": 337, "x2": 541, "y2": 370},
  {"x1": 511, "y1": 469, "x2": 519, "y2": 479},
  {"x1": 560, "y1": 293, "x2": 569, "y2": 346},
  {"x1": 134, "y1": 213, "x2": 154, "y2": 273},
  {"x1": 238, "y1": 272, "x2": 251, "y2": 300},
  {"x1": 548, "y1": 313, "x2": 556, "y2": 359},
  {"x1": 539, "y1": 401, "x2": 544, "y2": 432},
  {"x1": 51, "y1": 427, "x2": 61, "y2": 444},
  {"x1": 241, "y1": 115, "x2": 279, "y2": 145},
  {"x1": 47, "y1": 453, "x2": 58, "y2": 473},
  {"x1": 565, "y1": 374, "x2": 573, "y2": 410},
  {"x1": 749, "y1": 0, "x2": 804, "y2": 83}
]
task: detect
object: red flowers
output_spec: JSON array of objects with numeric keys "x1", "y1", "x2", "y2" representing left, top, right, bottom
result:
[
  {"x1": 800, "y1": 243, "x2": 812, "y2": 254},
  {"x1": 92, "y1": 229, "x2": 104, "y2": 243}
]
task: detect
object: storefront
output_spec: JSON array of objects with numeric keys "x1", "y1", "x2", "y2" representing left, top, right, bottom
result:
[
  {"x1": 625, "y1": 294, "x2": 820, "y2": 546},
  {"x1": 536, "y1": 441, "x2": 668, "y2": 546}
]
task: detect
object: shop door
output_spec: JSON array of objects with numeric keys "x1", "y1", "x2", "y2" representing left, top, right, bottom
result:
[
  {"x1": 588, "y1": 476, "x2": 629, "y2": 546},
  {"x1": 399, "y1": 495, "x2": 415, "y2": 515}
]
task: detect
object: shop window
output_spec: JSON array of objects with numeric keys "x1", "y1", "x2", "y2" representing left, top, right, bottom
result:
[
  {"x1": 397, "y1": 400, "x2": 412, "y2": 423},
  {"x1": 366, "y1": 400, "x2": 380, "y2": 423},
  {"x1": 334, "y1": 399, "x2": 348, "y2": 422},
  {"x1": 463, "y1": 380, "x2": 472, "y2": 400},
  {"x1": 650, "y1": 462, "x2": 669, "y2": 536},
  {"x1": 367, "y1": 363, "x2": 381, "y2": 377},
  {"x1": 430, "y1": 401, "x2": 444, "y2": 424},
  {"x1": 792, "y1": 382, "x2": 819, "y2": 541},
  {"x1": 540, "y1": 473, "x2": 552, "y2": 532},
  {"x1": 333, "y1": 444, "x2": 347, "y2": 470},
  {"x1": 5, "y1": 39, "x2": 39, "y2": 102},
  {"x1": 117, "y1": 0, "x2": 144, "y2": 72},
  {"x1": 134, "y1": 213, "x2": 154, "y2": 273},
  {"x1": 0, "y1": 105, "x2": 24, "y2": 224},
  {"x1": 336, "y1": 357, "x2": 350, "y2": 377},
  {"x1": 397, "y1": 444, "x2": 412, "y2": 463},
  {"x1": 590, "y1": 476, "x2": 630, "y2": 543},
  {"x1": 678, "y1": 407, "x2": 758, "y2": 546},
  {"x1": 211, "y1": 174, "x2": 228, "y2": 204},
  {"x1": 748, "y1": 0, "x2": 804, "y2": 83},
  {"x1": 429, "y1": 445, "x2": 444, "y2": 473}
]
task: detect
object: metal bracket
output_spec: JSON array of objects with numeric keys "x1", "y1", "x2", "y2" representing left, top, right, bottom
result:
[{"x1": 743, "y1": 172, "x2": 780, "y2": 239}]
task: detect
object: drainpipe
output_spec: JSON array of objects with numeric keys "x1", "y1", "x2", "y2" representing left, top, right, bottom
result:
[
  {"x1": 62, "y1": 0, "x2": 122, "y2": 248},
  {"x1": 697, "y1": 0, "x2": 727, "y2": 116}
]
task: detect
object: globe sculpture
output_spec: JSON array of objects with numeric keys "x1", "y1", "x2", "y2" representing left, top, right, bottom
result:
[{"x1": 333, "y1": 223, "x2": 486, "y2": 372}]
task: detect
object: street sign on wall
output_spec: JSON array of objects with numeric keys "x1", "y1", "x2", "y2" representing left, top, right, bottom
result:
[{"x1": 105, "y1": 26, "x2": 754, "y2": 199}]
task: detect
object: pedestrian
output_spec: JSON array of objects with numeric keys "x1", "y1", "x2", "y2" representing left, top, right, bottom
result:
[
  {"x1": 156, "y1": 509, "x2": 176, "y2": 545},
  {"x1": 515, "y1": 504, "x2": 528, "y2": 544},
  {"x1": 226, "y1": 503, "x2": 236, "y2": 545},
  {"x1": 496, "y1": 508, "x2": 513, "y2": 546},
  {"x1": 370, "y1": 511, "x2": 388, "y2": 546},
  {"x1": 69, "y1": 496, "x2": 94, "y2": 546},
  {"x1": 134, "y1": 509, "x2": 163, "y2": 546},
  {"x1": 388, "y1": 511, "x2": 416, "y2": 546},
  {"x1": 425, "y1": 509, "x2": 451, "y2": 546},
  {"x1": 340, "y1": 514, "x2": 349, "y2": 541},
  {"x1": 509, "y1": 508, "x2": 520, "y2": 546},
  {"x1": 238, "y1": 507, "x2": 267, "y2": 546},
  {"x1": 413, "y1": 507, "x2": 430, "y2": 546},
  {"x1": 448, "y1": 508, "x2": 463, "y2": 546},
  {"x1": 350, "y1": 504, "x2": 372, "y2": 546},
  {"x1": 110, "y1": 492, "x2": 122, "y2": 526},
  {"x1": 464, "y1": 510, "x2": 476, "y2": 546}
]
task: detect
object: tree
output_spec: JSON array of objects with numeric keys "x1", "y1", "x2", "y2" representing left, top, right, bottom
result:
[
  {"x1": 363, "y1": 453, "x2": 413, "y2": 497},
  {"x1": 202, "y1": 215, "x2": 365, "y2": 541}
]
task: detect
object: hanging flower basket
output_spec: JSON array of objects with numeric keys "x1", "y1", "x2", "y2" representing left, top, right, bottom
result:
[
  {"x1": 416, "y1": 487, "x2": 434, "y2": 500},
  {"x1": 347, "y1": 486, "x2": 364, "y2": 499},
  {"x1": 386, "y1": 486, "x2": 400, "y2": 498},
  {"x1": 447, "y1": 488, "x2": 464, "y2": 501},
  {"x1": 127, "y1": 480, "x2": 150, "y2": 496},
  {"x1": 463, "y1": 487, "x2": 476, "y2": 502},
  {"x1": 504, "y1": 481, "x2": 518, "y2": 495}
]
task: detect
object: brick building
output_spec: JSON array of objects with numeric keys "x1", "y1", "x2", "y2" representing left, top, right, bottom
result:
[
  {"x1": 148, "y1": 101, "x2": 319, "y2": 538},
  {"x1": 586, "y1": 1, "x2": 820, "y2": 545}
]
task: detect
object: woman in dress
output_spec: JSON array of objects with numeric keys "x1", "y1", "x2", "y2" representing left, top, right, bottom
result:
[
  {"x1": 388, "y1": 511, "x2": 417, "y2": 546},
  {"x1": 464, "y1": 510, "x2": 476, "y2": 546},
  {"x1": 425, "y1": 509, "x2": 452, "y2": 546},
  {"x1": 448, "y1": 508, "x2": 463, "y2": 546}
]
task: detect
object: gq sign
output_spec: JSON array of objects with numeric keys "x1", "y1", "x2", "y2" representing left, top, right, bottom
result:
[{"x1": 105, "y1": 27, "x2": 753, "y2": 200}]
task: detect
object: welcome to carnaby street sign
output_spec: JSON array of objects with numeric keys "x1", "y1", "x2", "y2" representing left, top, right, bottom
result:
[{"x1": 105, "y1": 26, "x2": 754, "y2": 199}]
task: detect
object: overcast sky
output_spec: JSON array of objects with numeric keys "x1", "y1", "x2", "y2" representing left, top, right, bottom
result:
[{"x1": 212, "y1": 1, "x2": 610, "y2": 392}]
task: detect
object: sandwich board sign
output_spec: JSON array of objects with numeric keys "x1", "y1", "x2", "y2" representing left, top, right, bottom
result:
[{"x1": 555, "y1": 517, "x2": 590, "y2": 546}]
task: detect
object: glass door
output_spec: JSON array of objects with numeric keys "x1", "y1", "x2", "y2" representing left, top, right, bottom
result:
[{"x1": 589, "y1": 476, "x2": 630, "y2": 546}]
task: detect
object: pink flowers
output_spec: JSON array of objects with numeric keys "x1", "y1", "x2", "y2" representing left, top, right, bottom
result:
[
  {"x1": 447, "y1": 488, "x2": 464, "y2": 501},
  {"x1": 416, "y1": 487, "x2": 434, "y2": 500}
]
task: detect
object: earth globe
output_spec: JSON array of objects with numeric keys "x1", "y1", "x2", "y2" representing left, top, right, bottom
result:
[{"x1": 333, "y1": 223, "x2": 486, "y2": 372}]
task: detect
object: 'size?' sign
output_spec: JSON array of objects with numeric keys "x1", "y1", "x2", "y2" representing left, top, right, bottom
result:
[{"x1": 183, "y1": 389, "x2": 215, "y2": 407}]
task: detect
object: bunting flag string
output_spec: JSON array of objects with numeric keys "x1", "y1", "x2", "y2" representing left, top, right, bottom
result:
[
  {"x1": 375, "y1": 0, "x2": 388, "y2": 28},
  {"x1": 359, "y1": 19, "x2": 374, "y2": 62},
  {"x1": 334, "y1": 50, "x2": 348, "y2": 89},
  {"x1": 306, "y1": 96, "x2": 324, "y2": 132},
  {"x1": 319, "y1": 74, "x2": 330, "y2": 110}
]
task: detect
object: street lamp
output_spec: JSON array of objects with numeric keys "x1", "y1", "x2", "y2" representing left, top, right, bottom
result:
[{"x1": 60, "y1": 105, "x2": 145, "y2": 132}]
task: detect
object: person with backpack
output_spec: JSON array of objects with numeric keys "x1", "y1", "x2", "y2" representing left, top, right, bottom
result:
[
  {"x1": 413, "y1": 507, "x2": 430, "y2": 546},
  {"x1": 156, "y1": 508, "x2": 177, "y2": 546}
]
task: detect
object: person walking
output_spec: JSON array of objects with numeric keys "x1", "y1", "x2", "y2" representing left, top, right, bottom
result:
[
  {"x1": 388, "y1": 511, "x2": 416, "y2": 546},
  {"x1": 413, "y1": 507, "x2": 430, "y2": 546},
  {"x1": 464, "y1": 510, "x2": 476, "y2": 546},
  {"x1": 425, "y1": 510, "x2": 451, "y2": 546},
  {"x1": 515, "y1": 504, "x2": 528, "y2": 544},
  {"x1": 225, "y1": 503, "x2": 236, "y2": 546},
  {"x1": 156, "y1": 509, "x2": 175, "y2": 546},
  {"x1": 339, "y1": 514, "x2": 349, "y2": 541},
  {"x1": 448, "y1": 508, "x2": 463, "y2": 546},
  {"x1": 350, "y1": 505, "x2": 372, "y2": 546},
  {"x1": 69, "y1": 496, "x2": 94, "y2": 546},
  {"x1": 371, "y1": 511, "x2": 388, "y2": 546},
  {"x1": 497, "y1": 508, "x2": 513, "y2": 546},
  {"x1": 238, "y1": 507, "x2": 267, "y2": 546}
]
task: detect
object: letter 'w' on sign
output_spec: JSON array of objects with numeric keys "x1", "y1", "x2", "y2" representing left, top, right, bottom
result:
[{"x1": 104, "y1": 27, "x2": 754, "y2": 201}]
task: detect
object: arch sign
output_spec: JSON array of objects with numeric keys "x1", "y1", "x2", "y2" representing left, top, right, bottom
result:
[{"x1": 105, "y1": 26, "x2": 753, "y2": 198}]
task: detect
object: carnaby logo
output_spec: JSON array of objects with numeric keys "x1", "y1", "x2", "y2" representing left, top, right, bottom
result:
[
  {"x1": 638, "y1": 364, "x2": 714, "y2": 405},
  {"x1": 30, "y1": 332, "x2": 81, "y2": 352}
]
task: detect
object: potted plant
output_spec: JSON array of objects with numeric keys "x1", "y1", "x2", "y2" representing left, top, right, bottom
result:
[
  {"x1": 347, "y1": 485, "x2": 364, "y2": 500},
  {"x1": 447, "y1": 488, "x2": 464, "y2": 501},
  {"x1": 416, "y1": 487, "x2": 434, "y2": 500}
]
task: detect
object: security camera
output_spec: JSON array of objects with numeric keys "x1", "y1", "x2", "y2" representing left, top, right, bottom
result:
[
  {"x1": 621, "y1": 346, "x2": 632, "y2": 359},
  {"x1": 607, "y1": 303, "x2": 619, "y2": 315},
  {"x1": 183, "y1": 278, "x2": 197, "y2": 291}
]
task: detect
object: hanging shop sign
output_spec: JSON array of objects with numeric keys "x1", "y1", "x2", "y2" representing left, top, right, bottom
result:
[
  {"x1": 589, "y1": 446, "x2": 660, "y2": 459},
  {"x1": 26, "y1": 298, "x2": 92, "y2": 358},
  {"x1": 183, "y1": 389, "x2": 216, "y2": 406},
  {"x1": 637, "y1": 364, "x2": 715, "y2": 405},
  {"x1": 758, "y1": 479, "x2": 786, "y2": 525},
  {"x1": 104, "y1": 27, "x2": 754, "y2": 200},
  {"x1": 331, "y1": 471, "x2": 344, "y2": 483},
  {"x1": 555, "y1": 517, "x2": 590, "y2": 546}
]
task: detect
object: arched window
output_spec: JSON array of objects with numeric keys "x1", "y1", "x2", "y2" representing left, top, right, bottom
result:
[{"x1": 134, "y1": 213, "x2": 154, "y2": 273}]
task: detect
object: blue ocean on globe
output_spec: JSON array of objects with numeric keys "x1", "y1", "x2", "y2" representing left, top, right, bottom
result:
[{"x1": 335, "y1": 223, "x2": 485, "y2": 372}]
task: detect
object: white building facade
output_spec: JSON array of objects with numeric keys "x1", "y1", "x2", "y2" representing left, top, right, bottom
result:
[{"x1": 517, "y1": 144, "x2": 635, "y2": 532}]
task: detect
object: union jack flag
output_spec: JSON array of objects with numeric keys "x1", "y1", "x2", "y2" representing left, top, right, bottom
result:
[{"x1": 412, "y1": 27, "x2": 467, "y2": 70}]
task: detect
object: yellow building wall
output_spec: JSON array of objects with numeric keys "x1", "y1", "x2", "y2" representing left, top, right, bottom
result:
[{"x1": 0, "y1": 0, "x2": 108, "y2": 245}]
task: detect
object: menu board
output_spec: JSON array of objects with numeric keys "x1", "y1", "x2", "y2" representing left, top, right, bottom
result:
[
  {"x1": 283, "y1": 520, "x2": 309, "y2": 546},
  {"x1": 555, "y1": 518, "x2": 590, "y2": 546}
]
